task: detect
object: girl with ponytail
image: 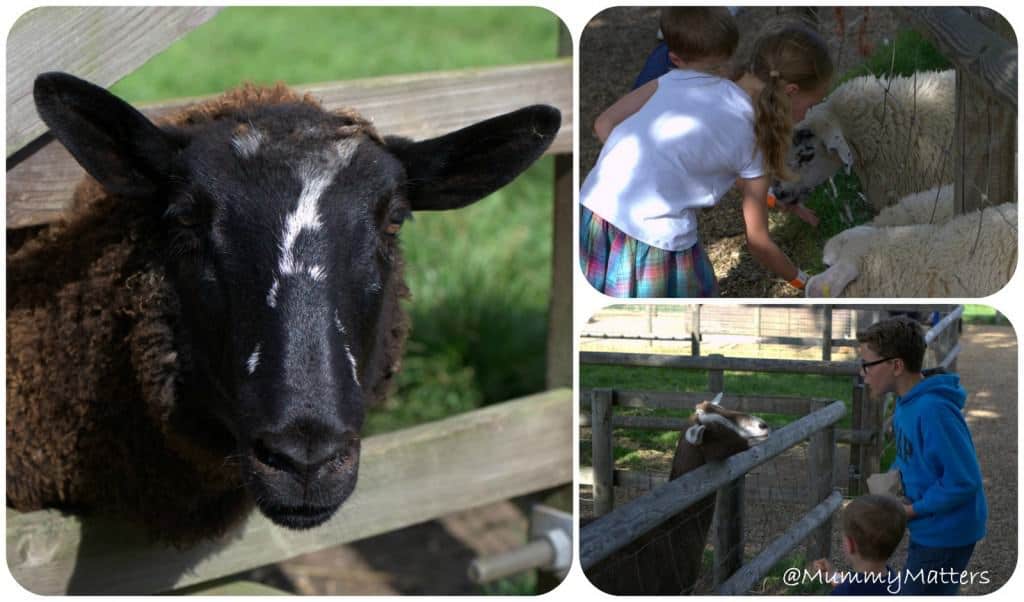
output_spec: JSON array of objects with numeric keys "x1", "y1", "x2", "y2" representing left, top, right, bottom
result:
[{"x1": 581, "y1": 18, "x2": 833, "y2": 297}]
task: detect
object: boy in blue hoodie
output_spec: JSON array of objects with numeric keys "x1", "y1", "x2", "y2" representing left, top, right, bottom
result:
[{"x1": 857, "y1": 317, "x2": 987, "y2": 595}]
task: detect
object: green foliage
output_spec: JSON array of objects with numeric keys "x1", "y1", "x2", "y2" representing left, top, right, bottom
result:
[
  {"x1": 761, "y1": 553, "x2": 832, "y2": 594},
  {"x1": 836, "y1": 29, "x2": 953, "y2": 86},
  {"x1": 962, "y1": 305, "x2": 1009, "y2": 325},
  {"x1": 111, "y1": 7, "x2": 559, "y2": 434},
  {"x1": 479, "y1": 572, "x2": 537, "y2": 595}
]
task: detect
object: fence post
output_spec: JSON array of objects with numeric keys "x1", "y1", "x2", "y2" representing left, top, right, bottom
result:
[
  {"x1": 848, "y1": 379, "x2": 865, "y2": 496},
  {"x1": 821, "y1": 306, "x2": 833, "y2": 361},
  {"x1": 544, "y1": 24, "x2": 573, "y2": 391},
  {"x1": 714, "y1": 477, "x2": 745, "y2": 587},
  {"x1": 708, "y1": 355, "x2": 742, "y2": 585},
  {"x1": 591, "y1": 389, "x2": 615, "y2": 517},
  {"x1": 861, "y1": 383, "x2": 883, "y2": 483},
  {"x1": 692, "y1": 305, "x2": 702, "y2": 357},
  {"x1": 806, "y1": 402, "x2": 836, "y2": 561},
  {"x1": 708, "y1": 353, "x2": 724, "y2": 394}
]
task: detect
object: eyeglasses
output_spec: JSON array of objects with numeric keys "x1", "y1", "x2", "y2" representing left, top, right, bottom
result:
[{"x1": 860, "y1": 357, "x2": 895, "y2": 374}]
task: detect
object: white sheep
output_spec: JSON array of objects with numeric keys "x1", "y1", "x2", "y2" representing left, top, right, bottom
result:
[
  {"x1": 774, "y1": 70, "x2": 955, "y2": 211},
  {"x1": 806, "y1": 186, "x2": 1017, "y2": 297}
]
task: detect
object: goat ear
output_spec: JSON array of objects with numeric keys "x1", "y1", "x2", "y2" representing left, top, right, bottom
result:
[
  {"x1": 387, "y1": 105, "x2": 560, "y2": 211},
  {"x1": 33, "y1": 72, "x2": 182, "y2": 198},
  {"x1": 685, "y1": 425, "x2": 706, "y2": 446}
]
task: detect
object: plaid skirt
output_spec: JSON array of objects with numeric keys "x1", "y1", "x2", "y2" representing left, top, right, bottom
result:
[{"x1": 580, "y1": 207, "x2": 718, "y2": 298}]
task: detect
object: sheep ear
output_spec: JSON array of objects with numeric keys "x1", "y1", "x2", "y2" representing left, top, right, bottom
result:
[
  {"x1": 33, "y1": 72, "x2": 182, "y2": 198},
  {"x1": 387, "y1": 105, "x2": 560, "y2": 211},
  {"x1": 822, "y1": 124, "x2": 853, "y2": 168}
]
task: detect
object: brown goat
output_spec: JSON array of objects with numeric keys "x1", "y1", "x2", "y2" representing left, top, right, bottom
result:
[{"x1": 586, "y1": 401, "x2": 770, "y2": 594}]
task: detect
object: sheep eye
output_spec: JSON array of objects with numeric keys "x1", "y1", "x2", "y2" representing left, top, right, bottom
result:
[{"x1": 383, "y1": 207, "x2": 410, "y2": 237}]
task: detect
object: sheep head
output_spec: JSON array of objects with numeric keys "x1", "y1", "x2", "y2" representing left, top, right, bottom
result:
[
  {"x1": 33, "y1": 72, "x2": 560, "y2": 530},
  {"x1": 772, "y1": 106, "x2": 852, "y2": 205}
]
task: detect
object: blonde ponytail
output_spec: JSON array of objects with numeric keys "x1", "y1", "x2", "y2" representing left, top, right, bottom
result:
[{"x1": 748, "y1": 24, "x2": 833, "y2": 181}]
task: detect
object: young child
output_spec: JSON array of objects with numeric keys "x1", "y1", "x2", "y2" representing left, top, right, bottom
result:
[
  {"x1": 580, "y1": 10, "x2": 833, "y2": 297},
  {"x1": 856, "y1": 317, "x2": 988, "y2": 595},
  {"x1": 813, "y1": 494, "x2": 906, "y2": 595}
]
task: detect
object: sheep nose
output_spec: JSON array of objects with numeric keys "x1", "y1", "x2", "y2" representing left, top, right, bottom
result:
[{"x1": 252, "y1": 426, "x2": 359, "y2": 476}]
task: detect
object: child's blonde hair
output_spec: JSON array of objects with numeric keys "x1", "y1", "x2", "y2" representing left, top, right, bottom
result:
[{"x1": 748, "y1": 24, "x2": 833, "y2": 180}]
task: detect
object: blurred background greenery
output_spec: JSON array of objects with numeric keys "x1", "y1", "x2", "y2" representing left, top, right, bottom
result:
[{"x1": 113, "y1": 7, "x2": 562, "y2": 437}]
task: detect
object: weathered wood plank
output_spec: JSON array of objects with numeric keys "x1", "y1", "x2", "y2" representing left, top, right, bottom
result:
[
  {"x1": 590, "y1": 389, "x2": 615, "y2": 518},
  {"x1": 909, "y1": 7, "x2": 1016, "y2": 108},
  {"x1": 7, "y1": 60, "x2": 573, "y2": 228},
  {"x1": 715, "y1": 491, "x2": 843, "y2": 595},
  {"x1": 7, "y1": 7, "x2": 222, "y2": 156},
  {"x1": 580, "y1": 352, "x2": 861, "y2": 376},
  {"x1": 578, "y1": 390, "x2": 818, "y2": 417},
  {"x1": 6, "y1": 388, "x2": 572, "y2": 594}
]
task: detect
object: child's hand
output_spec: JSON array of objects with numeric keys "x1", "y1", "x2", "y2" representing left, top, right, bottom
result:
[
  {"x1": 766, "y1": 193, "x2": 819, "y2": 227},
  {"x1": 780, "y1": 202, "x2": 820, "y2": 227},
  {"x1": 812, "y1": 558, "x2": 834, "y2": 574}
]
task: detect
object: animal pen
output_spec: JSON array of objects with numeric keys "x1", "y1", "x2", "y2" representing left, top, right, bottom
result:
[
  {"x1": 579, "y1": 304, "x2": 964, "y2": 593},
  {"x1": 6, "y1": 7, "x2": 573, "y2": 594}
]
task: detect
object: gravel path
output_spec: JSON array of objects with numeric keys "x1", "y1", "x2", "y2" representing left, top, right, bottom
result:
[{"x1": 950, "y1": 323, "x2": 1017, "y2": 594}]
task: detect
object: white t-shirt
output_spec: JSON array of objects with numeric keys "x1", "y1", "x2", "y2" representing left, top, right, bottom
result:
[{"x1": 581, "y1": 69, "x2": 765, "y2": 251}]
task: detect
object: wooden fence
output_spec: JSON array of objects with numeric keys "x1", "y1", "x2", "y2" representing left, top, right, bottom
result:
[
  {"x1": 580, "y1": 400, "x2": 846, "y2": 593},
  {"x1": 8, "y1": 389, "x2": 572, "y2": 594},
  {"x1": 7, "y1": 6, "x2": 573, "y2": 595}
]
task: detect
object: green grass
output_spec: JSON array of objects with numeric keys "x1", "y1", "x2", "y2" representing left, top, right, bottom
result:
[
  {"x1": 109, "y1": 7, "x2": 561, "y2": 441},
  {"x1": 111, "y1": 7, "x2": 559, "y2": 102},
  {"x1": 480, "y1": 572, "x2": 538, "y2": 595},
  {"x1": 962, "y1": 305, "x2": 1009, "y2": 326}
]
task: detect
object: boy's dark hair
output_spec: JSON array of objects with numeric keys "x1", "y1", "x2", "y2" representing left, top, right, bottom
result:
[
  {"x1": 660, "y1": 7, "x2": 739, "y2": 62},
  {"x1": 857, "y1": 316, "x2": 927, "y2": 373},
  {"x1": 842, "y1": 495, "x2": 907, "y2": 562}
]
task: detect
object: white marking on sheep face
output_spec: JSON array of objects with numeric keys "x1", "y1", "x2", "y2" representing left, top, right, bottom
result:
[
  {"x1": 334, "y1": 309, "x2": 346, "y2": 335},
  {"x1": 247, "y1": 343, "x2": 262, "y2": 375},
  {"x1": 267, "y1": 278, "x2": 279, "y2": 308},
  {"x1": 277, "y1": 141, "x2": 361, "y2": 280},
  {"x1": 344, "y1": 344, "x2": 360, "y2": 387}
]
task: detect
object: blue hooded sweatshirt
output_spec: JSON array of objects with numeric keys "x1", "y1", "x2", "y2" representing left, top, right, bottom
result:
[{"x1": 893, "y1": 373, "x2": 987, "y2": 547}]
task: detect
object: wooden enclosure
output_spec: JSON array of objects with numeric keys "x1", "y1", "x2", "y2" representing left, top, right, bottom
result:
[{"x1": 580, "y1": 399, "x2": 847, "y2": 592}]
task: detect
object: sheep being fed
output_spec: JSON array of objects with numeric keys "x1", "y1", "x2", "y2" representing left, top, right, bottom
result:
[
  {"x1": 7, "y1": 72, "x2": 560, "y2": 544},
  {"x1": 806, "y1": 186, "x2": 1017, "y2": 298},
  {"x1": 774, "y1": 70, "x2": 955, "y2": 211}
]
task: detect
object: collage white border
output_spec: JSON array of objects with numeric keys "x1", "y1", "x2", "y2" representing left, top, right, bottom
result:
[{"x1": 2, "y1": 1, "x2": 1022, "y2": 599}]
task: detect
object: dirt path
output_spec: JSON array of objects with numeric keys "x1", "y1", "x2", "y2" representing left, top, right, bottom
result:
[{"x1": 951, "y1": 323, "x2": 1017, "y2": 593}]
